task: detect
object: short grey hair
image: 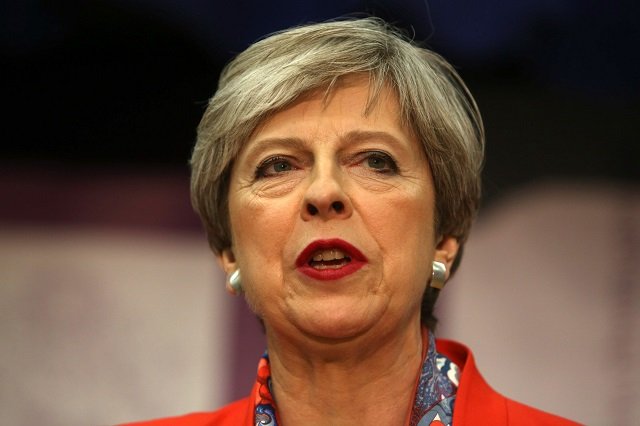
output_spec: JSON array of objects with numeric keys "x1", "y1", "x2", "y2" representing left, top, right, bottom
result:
[{"x1": 191, "y1": 16, "x2": 484, "y2": 278}]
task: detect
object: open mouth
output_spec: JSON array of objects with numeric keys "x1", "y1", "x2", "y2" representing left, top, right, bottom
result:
[
  {"x1": 296, "y1": 239, "x2": 367, "y2": 280},
  {"x1": 308, "y1": 249, "x2": 352, "y2": 270}
]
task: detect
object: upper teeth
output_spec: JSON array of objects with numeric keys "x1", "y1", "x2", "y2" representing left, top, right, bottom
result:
[{"x1": 312, "y1": 249, "x2": 347, "y2": 262}]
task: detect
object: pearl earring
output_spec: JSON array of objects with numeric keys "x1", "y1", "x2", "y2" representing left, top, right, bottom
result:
[
  {"x1": 430, "y1": 261, "x2": 447, "y2": 289},
  {"x1": 228, "y1": 269, "x2": 242, "y2": 294}
]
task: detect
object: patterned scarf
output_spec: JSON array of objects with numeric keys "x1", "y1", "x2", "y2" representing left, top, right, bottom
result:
[{"x1": 252, "y1": 331, "x2": 460, "y2": 426}]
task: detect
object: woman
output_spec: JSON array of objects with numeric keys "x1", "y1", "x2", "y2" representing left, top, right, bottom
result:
[{"x1": 125, "y1": 18, "x2": 578, "y2": 425}]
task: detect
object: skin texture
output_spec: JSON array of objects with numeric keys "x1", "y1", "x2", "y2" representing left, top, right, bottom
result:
[{"x1": 219, "y1": 77, "x2": 459, "y2": 425}]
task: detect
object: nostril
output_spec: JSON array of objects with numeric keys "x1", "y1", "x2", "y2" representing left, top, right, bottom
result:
[
  {"x1": 307, "y1": 204, "x2": 319, "y2": 215},
  {"x1": 331, "y1": 201, "x2": 344, "y2": 213}
]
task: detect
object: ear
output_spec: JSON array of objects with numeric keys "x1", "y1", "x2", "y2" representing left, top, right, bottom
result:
[
  {"x1": 216, "y1": 248, "x2": 239, "y2": 294},
  {"x1": 434, "y1": 236, "x2": 460, "y2": 280}
]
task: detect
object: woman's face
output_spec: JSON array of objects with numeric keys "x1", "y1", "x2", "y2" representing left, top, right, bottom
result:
[{"x1": 222, "y1": 77, "x2": 458, "y2": 342}]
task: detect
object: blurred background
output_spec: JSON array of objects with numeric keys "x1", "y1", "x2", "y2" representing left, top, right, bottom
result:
[{"x1": 1, "y1": 1, "x2": 638, "y2": 425}]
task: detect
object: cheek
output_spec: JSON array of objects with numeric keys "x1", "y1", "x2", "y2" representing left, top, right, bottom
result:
[
  {"x1": 231, "y1": 197, "x2": 291, "y2": 258},
  {"x1": 227, "y1": 197, "x2": 289, "y2": 316},
  {"x1": 364, "y1": 190, "x2": 435, "y2": 247},
  {"x1": 228, "y1": 194, "x2": 298, "y2": 293},
  {"x1": 361, "y1": 189, "x2": 435, "y2": 282}
]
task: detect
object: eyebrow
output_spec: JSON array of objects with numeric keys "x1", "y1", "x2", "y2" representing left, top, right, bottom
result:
[
  {"x1": 340, "y1": 130, "x2": 406, "y2": 149},
  {"x1": 241, "y1": 137, "x2": 307, "y2": 164},
  {"x1": 245, "y1": 129, "x2": 407, "y2": 158},
  {"x1": 249, "y1": 136, "x2": 307, "y2": 151}
]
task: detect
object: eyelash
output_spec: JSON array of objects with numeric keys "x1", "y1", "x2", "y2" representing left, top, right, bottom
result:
[
  {"x1": 254, "y1": 156, "x2": 294, "y2": 179},
  {"x1": 359, "y1": 151, "x2": 399, "y2": 174},
  {"x1": 254, "y1": 151, "x2": 399, "y2": 179}
]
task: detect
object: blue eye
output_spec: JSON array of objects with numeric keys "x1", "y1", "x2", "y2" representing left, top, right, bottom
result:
[
  {"x1": 271, "y1": 161, "x2": 292, "y2": 172},
  {"x1": 256, "y1": 156, "x2": 294, "y2": 178},
  {"x1": 363, "y1": 152, "x2": 398, "y2": 174}
]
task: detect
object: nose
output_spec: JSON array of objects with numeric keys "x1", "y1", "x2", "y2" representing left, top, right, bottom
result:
[{"x1": 301, "y1": 164, "x2": 352, "y2": 221}]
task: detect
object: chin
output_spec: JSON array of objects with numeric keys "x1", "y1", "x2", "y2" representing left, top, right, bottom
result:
[{"x1": 292, "y1": 302, "x2": 382, "y2": 342}]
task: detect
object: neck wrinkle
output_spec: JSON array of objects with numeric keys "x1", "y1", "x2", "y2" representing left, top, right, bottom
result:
[{"x1": 266, "y1": 320, "x2": 425, "y2": 426}]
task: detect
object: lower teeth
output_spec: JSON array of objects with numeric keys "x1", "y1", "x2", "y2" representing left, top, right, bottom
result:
[
  {"x1": 310, "y1": 259, "x2": 349, "y2": 269},
  {"x1": 314, "y1": 264, "x2": 340, "y2": 270}
]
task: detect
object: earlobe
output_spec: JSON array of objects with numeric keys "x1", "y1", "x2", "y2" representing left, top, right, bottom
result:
[
  {"x1": 216, "y1": 248, "x2": 238, "y2": 276},
  {"x1": 434, "y1": 236, "x2": 460, "y2": 280},
  {"x1": 217, "y1": 248, "x2": 242, "y2": 295}
]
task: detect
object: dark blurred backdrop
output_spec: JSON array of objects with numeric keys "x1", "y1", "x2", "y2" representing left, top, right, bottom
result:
[
  {"x1": 1, "y1": 3, "x2": 639, "y2": 424},
  {"x1": 3, "y1": 0, "x2": 638, "y2": 209}
]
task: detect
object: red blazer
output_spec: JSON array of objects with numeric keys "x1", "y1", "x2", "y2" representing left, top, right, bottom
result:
[{"x1": 122, "y1": 339, "x2": 580, "y2": 426}]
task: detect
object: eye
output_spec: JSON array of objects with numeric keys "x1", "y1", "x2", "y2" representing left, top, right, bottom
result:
[
  {"x1": 361, "y1": 151, "x2": 398, "y2": 174},
  {"x1": 255, "y1": 156, "x2": 296, "y2": 178}
]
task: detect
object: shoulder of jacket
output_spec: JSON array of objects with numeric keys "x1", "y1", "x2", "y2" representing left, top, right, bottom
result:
[
  {"x1": 119, "y1": 398, "x2": 251, "y2": 426},
  {"x1": 504, "y1": 398, "x2": 583, "y2": 425}
]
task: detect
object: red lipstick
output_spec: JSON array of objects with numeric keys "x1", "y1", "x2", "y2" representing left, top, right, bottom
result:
[{"x1": 295, "y1": 239, "x2": 367, "y2": 281}]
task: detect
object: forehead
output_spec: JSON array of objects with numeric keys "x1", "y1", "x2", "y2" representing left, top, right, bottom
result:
[
  {"x1": 250, "y1": 75, "x2": 408, "y2": 140},
  {"x1": 301, "y1": 74, "x2": 400, "y2": 117}
]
